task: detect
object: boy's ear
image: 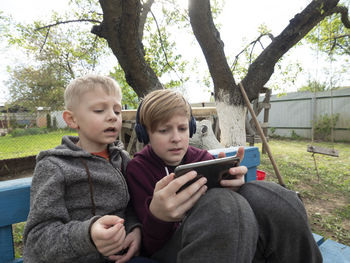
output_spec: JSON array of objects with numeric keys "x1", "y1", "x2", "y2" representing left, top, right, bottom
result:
[{"x1": 63, "y1": 110, "x2": 78, "y2": 129}]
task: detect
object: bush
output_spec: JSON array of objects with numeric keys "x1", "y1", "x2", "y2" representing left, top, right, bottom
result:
[
  {"x1": 46, "y1": 113, "x2": 52, "y2": 129},
  {"x1": 313, "y1": 113, "x2": 339, "y2": 141},
  {"x1": 10, "y1": 128, "x2": 49, "y2": 137},
  {"x1": 52, "y1": 117, "x2": 58, "y2": 130}
]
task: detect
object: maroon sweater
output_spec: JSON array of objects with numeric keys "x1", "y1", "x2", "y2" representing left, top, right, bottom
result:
[{"x1": 126, "y1": 145, "x2": 213, "y2": 256}]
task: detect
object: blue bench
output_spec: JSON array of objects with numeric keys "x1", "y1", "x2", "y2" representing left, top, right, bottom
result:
[{"x1": 1, "y1": 147, "x2": 349, "y2": 263}]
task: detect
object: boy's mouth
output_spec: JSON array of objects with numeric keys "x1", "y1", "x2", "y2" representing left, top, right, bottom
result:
[{"x1": 104, "y1": 127, "x2": 117, "y2": 133}]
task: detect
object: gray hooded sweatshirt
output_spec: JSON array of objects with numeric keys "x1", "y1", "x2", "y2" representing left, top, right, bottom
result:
[{"x1": 23, "y1": 135, "x2": 141, "y2": 263}]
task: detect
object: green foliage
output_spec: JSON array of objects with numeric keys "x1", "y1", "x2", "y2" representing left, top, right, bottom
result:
[
  {"x1": 313, "y1": 113, "x2": 340, "y2": 140},
  {"x1": 229, "y1": 24, "x2": 303, "y2": 93},
  {"x1": 9, "y1": 128, "x2": 49, "y2": 137},
  {"x1": 305, "y1": 0, "x2": 350, "y2": 57},
  {"x1": 52, "y1": 117, "x2": 58, "y2": 130},
  {"x1": 298, "y1": 79, "x2": 327, "y2": 92},
  {"x1": 4, "y1": 0, "x2": 109, "y2": 111},
  {"x1": 13, "y1": 222, "x2": 25, "y2": 259},
  {"x1": 304, "y1": 0, "x2": 350, "y2": 83},
  {"x1": 46, "y1": 113, "x2": 51, "y2": 129},
  {"x1": 6, "y1": 66, "x2": 66, "y2": 111},
  {"x1": 109, "y1": 65, "x2": 138, "y2": 109},
  {"x1": 9, "y1": 115, "x2": 18, "y2": 129},
  {"x1": 291, "y1": 130, "x2": 302, "y2": 140}
]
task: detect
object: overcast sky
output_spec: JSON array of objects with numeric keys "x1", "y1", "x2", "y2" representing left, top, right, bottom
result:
[{"x1": 1, "y1": 0, "x2": 347, "y2": 104}]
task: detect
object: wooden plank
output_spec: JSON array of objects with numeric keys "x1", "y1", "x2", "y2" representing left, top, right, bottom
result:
[
  {"x1": 319, "y1": 239, "x2": 350, "y2": 263},
  {"x1": 122, "y1": 107, "x2": 218, "y2": 121},
  {"x1": 0, "y1": 177, "x2": 31, "y2": 227},
  {"x1": 307, "y1": 145, "x2": 339, "y2": 157},
  {"x1": 0, "y1": 225, "x2": 15, "y2": 262}
]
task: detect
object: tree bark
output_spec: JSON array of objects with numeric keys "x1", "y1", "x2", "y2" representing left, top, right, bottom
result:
[{"x1": 92, "y1": 0, "x2": 162, "y2": 97}]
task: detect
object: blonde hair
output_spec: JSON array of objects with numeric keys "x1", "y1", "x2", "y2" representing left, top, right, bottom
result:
[
  {"x1": 139, "y1": 89, "x2": 191, "y2": 133},
  {"x1": 64, "y1": 74, "x2": 122, "y2": 110}
]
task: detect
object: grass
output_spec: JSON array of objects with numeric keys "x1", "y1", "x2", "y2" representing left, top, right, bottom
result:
[
  {"x1": 255, "y1": 138, "x2": 350, "y2": 246},
  {"x1": 0, "y1": 130, "x2": 77, "y2": 159},
  {"x1": 7, "y1": 138, "x2": 350, "y2": 257}
]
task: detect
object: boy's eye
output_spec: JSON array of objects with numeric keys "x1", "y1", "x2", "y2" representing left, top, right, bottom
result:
[
  {"x1": 114, "y1": 111, "x2": 121, "y2": 115},
  {"x1": 158, "y1": 128, "x2": 168, "y2": 133},
  {"x1": 94, "y1": 110, "x2": 103, "y2": 113}
]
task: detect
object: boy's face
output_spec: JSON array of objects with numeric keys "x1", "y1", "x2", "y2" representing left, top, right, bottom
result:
[
  {"x1": 69, "y1": 86, "x2": 122, "y2": 153},
  {"x1": 148, "y1": 113, "x2": 190, "y2": 166}
]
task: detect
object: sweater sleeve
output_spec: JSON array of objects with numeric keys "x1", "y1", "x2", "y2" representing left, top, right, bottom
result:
[
  {"x1": 126, "y1": 159, "x2": 177, "y2": 256},
  {"x1": 23, "y1": 159, "x2": 98, "y2": 262}
]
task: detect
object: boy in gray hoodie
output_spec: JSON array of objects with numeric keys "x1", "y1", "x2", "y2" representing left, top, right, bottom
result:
[{"x1": 23, "y1": 75, "x2": 156, "y2": 263}]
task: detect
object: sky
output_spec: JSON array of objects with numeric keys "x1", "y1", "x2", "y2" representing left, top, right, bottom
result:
[{"x1": 0, "y1": 0, "x2": 348, "y2": 104}]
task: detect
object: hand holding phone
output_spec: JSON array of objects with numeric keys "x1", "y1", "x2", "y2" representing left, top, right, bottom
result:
[{"x1": 174, "y1": 156, "x2": 240, "y2": 192}]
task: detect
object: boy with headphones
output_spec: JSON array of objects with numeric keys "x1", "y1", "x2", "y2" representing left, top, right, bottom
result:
[{"x1": 127, "y1": 89, "x2": 322, "y2": 263}]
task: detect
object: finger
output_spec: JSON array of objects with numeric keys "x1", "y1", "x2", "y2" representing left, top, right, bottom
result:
[
  {"x1": 98, "y1": 215, "x2": 124, "y2": 229},
  {"x1": 176, "y1": 184, "x2": 208, "y2": 214},
  {"x1": 101, "y1": 229, "x2": 126, "y2": 255},
  {"x1": 171, "y1": 171, "x2": 201, "y2": 193},
  {"x1": 220, "y1": 177, "x2": 245, "y2": 188},
  {"x1": 154, "y1": 173, "x2": 174, "y2": 192},
  {"x1": 114, "y1": 246, "x2": 135, "y2": 263},
  {"x1": 236, "y1": 146, "x2": 245, "y2": 161},
  {"x1": 229, "y1": 165, "x2": 248, "y2": 176},
  {"x1": 95, "y1": 224, "x2": 125, "y2": 252},
  {"x1": 217, "y1": 151, "x2": 226, "y2": 158}
]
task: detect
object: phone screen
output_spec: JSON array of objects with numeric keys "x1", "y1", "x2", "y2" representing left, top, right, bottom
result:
[{"x1": 174, "y1": 156, "x2": 240, "y2": 192}]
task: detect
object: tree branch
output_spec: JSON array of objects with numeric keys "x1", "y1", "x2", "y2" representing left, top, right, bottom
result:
[
  {"x1": 36, "y1": 19, "x2": 101, "y2": 31},
  {"x1": 149, "y1": 9, "x2": 184, "y2": 83},
  {"x1": 331, "y1": 6, "x2": 350, "y2": 28},
  {"x1": 241, "y1": 0, "x2": 341, "y2": 100},
  {"x1": 189, "y1": 0, "x2": 240, "y2": 104},
  {"x1": 139, "y1": 0, "x2": 155, "y2": 40}
]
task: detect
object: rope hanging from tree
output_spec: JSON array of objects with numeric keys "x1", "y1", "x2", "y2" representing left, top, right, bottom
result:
[{"x1": 307, "y1": 23, "x2": 339, "y2": 180}]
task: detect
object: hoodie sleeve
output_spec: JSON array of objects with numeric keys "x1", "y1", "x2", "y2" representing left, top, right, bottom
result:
[
  {"x1": 23, "y1": 158, "x2": 98, "y2": 262},
  {"x1": 126, "y1": 158, "x2": 177, "y2": 256}
]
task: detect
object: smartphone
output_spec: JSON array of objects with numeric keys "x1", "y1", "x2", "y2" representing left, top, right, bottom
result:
[{"x1": 174, "y1": 155, "x2": 240, "y2": 192}]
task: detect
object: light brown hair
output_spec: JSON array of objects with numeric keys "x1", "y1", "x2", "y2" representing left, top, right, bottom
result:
[
  {"x1": 139, "y1": 89, "x2": 191, "y2": 133},
  {"x1": 64, "y1": 74, "x2": 121, "y2": 110}
]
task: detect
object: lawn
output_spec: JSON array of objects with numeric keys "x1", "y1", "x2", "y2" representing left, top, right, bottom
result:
[
  {"x1": 256, "y1": 139, "x2": 350, "y2": 246},
  {"x1": 0, "y1": 130, "x2": 77, "y2": 159},
  {"x1": 6, "y1": 137, "x2": 350, "y2": 257}
]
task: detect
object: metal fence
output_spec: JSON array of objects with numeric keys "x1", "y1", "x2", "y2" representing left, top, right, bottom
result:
[{"x1": 259, "y1": 88, "x2": 350, "y2": 141}]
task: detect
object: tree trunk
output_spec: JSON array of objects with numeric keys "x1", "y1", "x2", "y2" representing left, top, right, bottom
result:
[
  {"x1": 189, "y1": 0, "x2": 246, "y2": 146},
  {"x1": 92, "y1": 0, "x2": 162, "y2": 97}
]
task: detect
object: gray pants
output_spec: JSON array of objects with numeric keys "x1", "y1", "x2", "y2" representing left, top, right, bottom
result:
[{"x1": 152, "y1": 181, "x2": 322, "y2": 263}]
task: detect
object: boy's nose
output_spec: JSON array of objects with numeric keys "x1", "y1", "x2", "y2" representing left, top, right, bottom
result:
[
  {"x1": 171, "y1": 131, "x2": 181, "y2": 142},
  {"x1": 107, "y1": 110, "x2": 118, "y2": 121}
]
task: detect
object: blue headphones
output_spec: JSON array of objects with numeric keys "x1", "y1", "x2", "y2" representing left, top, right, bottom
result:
[{"x1": 135, "y1": 101, "x2": 197, "y2": 144}]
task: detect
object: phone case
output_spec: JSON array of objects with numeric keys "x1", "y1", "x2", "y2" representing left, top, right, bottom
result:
[{"x1": 174, "y1": 156, "x2": 240, "y2": 191}]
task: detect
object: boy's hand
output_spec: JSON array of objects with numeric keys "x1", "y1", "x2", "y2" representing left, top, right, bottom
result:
[
  {"x1": 149, "y1": 171, "x2": 208, "y2": 222},
  {"x1": 90, "y1": 215, "x2": 126, "y2": 256},
  {"x1": 219, "y1": 146, "x2": 247, "y2": 191},
  {"x1": 108, "y1": 227, "x2": 141, "y2": 263}
]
